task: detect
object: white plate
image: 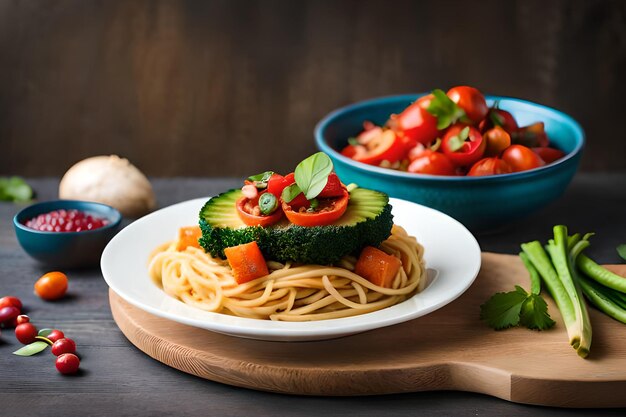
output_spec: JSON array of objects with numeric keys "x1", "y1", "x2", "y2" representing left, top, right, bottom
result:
[{"x1": 101, "y1": 197, "x2": 481, "y2": 342}]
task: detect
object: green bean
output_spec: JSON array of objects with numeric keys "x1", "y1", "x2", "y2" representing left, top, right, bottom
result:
[
  {"x1": 519, "y1": 252, "x2": 541, "y2": 295},
  {"x1": 577, "y1": 254, "x2": 626, "y2": 294},
  {"x1": 578, "y1": 277, "x2": 626, "y2": 324}
]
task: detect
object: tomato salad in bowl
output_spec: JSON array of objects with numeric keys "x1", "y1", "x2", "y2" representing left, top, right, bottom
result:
[{"x1": 340, "y1": 86, "x2": 564, "y2": 176}]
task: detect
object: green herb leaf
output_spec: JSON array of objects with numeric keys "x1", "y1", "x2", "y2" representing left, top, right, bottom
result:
[
  {"x1": 426, "y1": 89, "x2": 466, "y2": 130},
  {"x1": 489, "y1": 110, "x2": 505, "y2": 127},
  {"x1": 13, "y1": 341, "x2": 49, "y2": 356},
  {"x1": 38, "y1": 328, "x2": 54, "y2": 337},
  {"x1": 247, "y1": 171, "x2": 274, "y2": 189},
  {"x1": 347, "y1": 137, "x2": 359, "y2": 146},
  {"x1": 480, "y1": 286, "x2": 528, "y2": 330},
  {"x1": 446, "y1": 127, "x2": 470, "y2": 153},
  {"x1": 0, "y1": 176, "x2": 33, "y2": 202},
  {"x1": 617, "y1": 244, "x2": 626, "y2": 262},
  {"x1": 309, "y1": 198, "x2": 319, "y2": 210},
  {"x1": 294, "y1": 152, "x2": 333, "y2": 200},
  {"x1": 281, "y1": 183, "x2": 302, "y2": 203},
  {"x1": 519, "y1": 294, "x2": 556, "y2": 330}
]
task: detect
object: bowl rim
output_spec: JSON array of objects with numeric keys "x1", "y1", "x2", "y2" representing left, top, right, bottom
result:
[
  {"x1": 314, "y1": 94, "x2": 585, "y2": 182},
  {"x1": 13, "y1": 199, "x2": 123, "y2": 235}
]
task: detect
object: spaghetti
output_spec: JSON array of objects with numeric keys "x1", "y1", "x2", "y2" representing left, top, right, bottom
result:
[{"x1": 149, "y1": 225, "x2": 426, "y2": 321}]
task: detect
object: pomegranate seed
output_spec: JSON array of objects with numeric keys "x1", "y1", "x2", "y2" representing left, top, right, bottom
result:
[{"x1": 24, "y1": 209, "x2": 109, "y2": 233}]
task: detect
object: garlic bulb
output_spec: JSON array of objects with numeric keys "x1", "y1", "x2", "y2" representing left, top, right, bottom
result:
[{"x1": 59, "y1": 155, "x2": 156, "y2": 218}]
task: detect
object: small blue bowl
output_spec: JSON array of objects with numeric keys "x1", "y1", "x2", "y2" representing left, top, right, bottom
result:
[
  {"x1": 315, "y1": 94, "x2": 585, "y2": 231},
  {"x1": 14, "y1": 200, "x2": 122, "y2": 268}
]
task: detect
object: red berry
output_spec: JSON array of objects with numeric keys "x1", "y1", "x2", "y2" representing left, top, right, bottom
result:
[
  {"x1": 51, "y1": 338, "x2": 76, "y2": 356},
  {"x1": 47, "y1": 329, "x2": 65, "y2": 343},
  {"x1": 24, "y1": 209, "x2": 109, "y2": 233},
  {"x1": 0, "y1": 306, "x2": 20, "y2": 327},
  {"x1": 56, "y1": 353, "x2": 80, "y2": 375},
  {"x1": 15, "y1": 323, "x2": 38, "y2": 344},
  {"x1": 0, "y1": 296, "x2": 22, "y2": 312},
  {"x1": 16, "y1": 315, "x2": 30, "y2": 325}
]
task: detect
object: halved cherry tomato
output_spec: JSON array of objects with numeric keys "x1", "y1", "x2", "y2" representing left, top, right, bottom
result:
[
  {"x1": 480, "y1": 108, "x2": 519, "y2": 133},
  {"x1": 502, "y1": 145, "x2": 545, "y2": 172},
  {"x1": 511, "y1": 122, "x2": 549, "y2": 148},
  {"x1": 483, "y1": 126, "x2": 511, "y2": 156},
  {"x1": 468, "y1": 157, "x2": 513, "y2": 176},
  {"x1": 282, "y1": 190, "x2": 349, "y2": 227},
  {"x1": 236, "y1": 196, "x2": 283, "y2": 227},
  {"x1": 351, "y1": 130, "x2": 405, "y2": 165},
  {"x1": 532, "y1": 147, "x2": 565, "y2": 164},
  {"x1": 441, "y1": 124, "x2": 486, "y2": 167},
  {"x1": 318, "y1": 173, "x2": 345, "y2": 198},
  {"x1": 340, "y1": 144, "x2": 366, "y2": 159},
  {"x1": 391, "y1": 94, "x2": 439, "y2": 147},
  {"x1": 407, "y1": 150, "x2": 456, "y2": 176},
  {"x1": 447, "y1": 86, "x2": 488, "y2": 123}
]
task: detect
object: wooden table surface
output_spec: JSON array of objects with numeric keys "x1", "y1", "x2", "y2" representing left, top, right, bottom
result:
[{"x1": 1, "y1": 175, "x2": 625, "y2": 417}]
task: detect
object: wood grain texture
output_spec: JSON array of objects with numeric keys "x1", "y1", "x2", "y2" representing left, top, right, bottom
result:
[
  {"x1": 109, "y1": 253, "x2": 626, "y2": 407},
  {"x1": 0, "y1": 0, "x2": 625, "y2": 177}
]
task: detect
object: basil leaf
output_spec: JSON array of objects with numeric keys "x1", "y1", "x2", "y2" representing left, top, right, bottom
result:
[
  {"x1": 617, "y1": 244, "x2": 626, "y2": 262},
  {"x1": 0, "y1": 176, "x2": 33, "y2": 202},
  {"x1": 426, "y1": 89, "x2": 466, "y2": 130},
  {"x1": 294, "y1": 152, "x2": 333, "y2": 200},
  {"x1": 281, "y1": 183, "x2": 302, "y2": 203},
  {"x1": 247, "y1": 171, "x2": 274, "y2": 189},
  {"x1": 447, "y1": 135, "x2": 466, "y2": 152},
  {"x1": 13, "y1": 341, "x2": 49, "y2": 356},
  {"x1": 38, "y1": 328, "x2": 54, "y2": 337}
]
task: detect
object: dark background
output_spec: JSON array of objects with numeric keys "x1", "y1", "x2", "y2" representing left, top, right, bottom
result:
[{"x1": 0, "y1": 0, "x2": 625, "y2": 177}]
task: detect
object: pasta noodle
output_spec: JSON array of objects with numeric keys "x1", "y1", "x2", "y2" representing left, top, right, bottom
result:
[{"x1": 149, "y1": 225, "x2": 426, "y2": 321}]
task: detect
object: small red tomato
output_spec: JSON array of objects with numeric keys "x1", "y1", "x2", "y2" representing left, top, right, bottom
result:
[
  {"x1": 441, "y1": 125, "x2": 486, "y2": 167},
  {"x1": 34, "y1": 271, "x2": 68, "y2": 300},
  {"x1": 511, "y1": 122, "x2": 549, "y2": 148},
  {"x1": 468, "y1": 157, "x2": 513, "y2": 176},
  {"x1": 479, "y1": 109, "x2": 519, "y2": 133},
  {"x1": 392, "y1": 94, "x2": 439, "y2": 147},
  {"x1": 0, "y1": 296, "x2": 22, "y2": 312},
  {"x1": 56, "y1": 353, "x2": 80, "y2": 375},
  {"x1": 318, "y1": 173, "x2": 345, "y2": 198},
  {"x1": 51, "y1": 338, "x2": 77, "y2": 356},
  {"x1": 502, "y1": 145, "x2": 545, "y2": 172},
  {"x1": 15, "y1": 322, "x2": 38, "y2": 344},
  {"x1": 0, "y1": 306, "x2": 20, "y2": 327},
  {"x1": 532, "y1": 147, "x2": 566, "y2": 164},
  {"x1": 407, "y1": 150, "x2": 456, "y2": 176},
  {"x1": 483, "y1": 126, "x2": 511, "y2": 156},
  {"x1": 16, "y1": 315, "x2": 30, "y2": 325},
  {"x1": 447, "y1": 86, "x2": 488, "y2": 123},
  {"x1": 47, "y1": 329, "x2": 65, "y2": 343}
]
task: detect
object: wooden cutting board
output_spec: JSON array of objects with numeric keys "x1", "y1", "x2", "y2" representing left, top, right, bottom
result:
[{"x1": 109, "y1": 252, "x2": 626, "y2": 407}]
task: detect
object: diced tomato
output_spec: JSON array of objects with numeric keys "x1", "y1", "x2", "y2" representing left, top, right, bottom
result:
[
  {"x1": 318, "y1": 173, "x2": 345, "y2": 198},
  {"x1": 355, "y1": 246, "x2": 402, "y2": 288}
]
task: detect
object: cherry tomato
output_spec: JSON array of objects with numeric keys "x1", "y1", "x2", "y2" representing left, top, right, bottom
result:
[
  {"x1": 15, "y1": 322, "x2": 38, "y2": 344},
  {"x1": 0, "y1": 296, "x2": 22, "y2": 312},
  {"x1": 34, "y1": 272, "x2": 68, "y2": 301},
  {"x1": 0, "y1": 306, "x2": 20, "y2": 327},
  {"x1": 447, "y1": 86, "x2": 488, "y2": 123},
  {"x1": 340, "y1": 144, "x2": 367, "y2": 159},
  {"x1": 317, "y1": 173, "x2": 345, "y2": 198},
  {"x1": 441, "y1": 125, "x2": 486, "y2": 167},
  {"x1": 483, "y1": 126, "x2": 511, "y2": 156},
  {"x1": 532, "y1": 147, "x2": 566, "y2": 164},
  {"x1": 479, "y1": 109, "x2": 519, "y2": 133},
  {"x1": 407, "y1": 150, "x2": 456, "y2": 176},
  {"x1": 391, "y1": 94, "x2": 439, "y2": 147},
  {"x1": 282, "y1": 190, "x2": 349, "y2": 227},
  {"x1": 511, "y1": 122, "x2": 549, "y2": 148},
  {"x1": 16, "y1": 315, "x2": 30, "y2": 325},
  {"x1": 52, "y1": 338, "x2": 77, "y2": 356},
  {"x1": 468, "y1": 157, "x2": 513, "y2": 176},
  {"x1": 236, "y1": 196, "x2": 283, "y2": 227},
  {"x1": 350, "y1": 130, "x2": 405, "y2": 165},
  {"x1": 502, "y1": 145, "x2": 545, "y2": 172},
  {"x1": 56, "y1": 353, "x2": 80, "y2": 375},
  {"x1": 47, "y1": 329, "x2": 65, "y2": 343},
  {"x1": 266, "y1": 174, "x2": 288, "y2": 198}
]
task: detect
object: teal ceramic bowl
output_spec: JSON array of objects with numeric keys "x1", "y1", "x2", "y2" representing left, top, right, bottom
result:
[
  {"x1": 14, "y1": 200, "x2": 122, "y2": 268},
  {"x1": 315, "y1": 95, "x2": 585, "y2": 231}
]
